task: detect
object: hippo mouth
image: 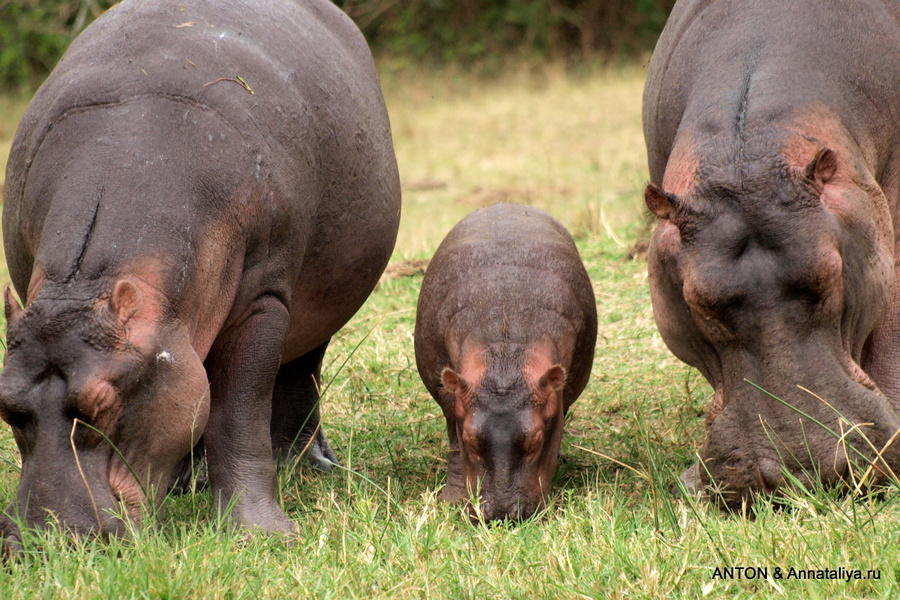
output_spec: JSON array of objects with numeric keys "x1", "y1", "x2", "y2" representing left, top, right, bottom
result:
[
  {"x1": 0, "y1": 447, "x2": 152, "y2": 555},
  {"x1": 463, "y1": 494, "x2": 546, "y2": 523},
  {"x1": 697, "y1": 369, "x2": 900, "y2": 510}
]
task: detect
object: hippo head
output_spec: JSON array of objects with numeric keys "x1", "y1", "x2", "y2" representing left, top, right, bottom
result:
[
  {"x1": 441, "y1": 342, "x2": 566, "y2": 522},
  {"x1": 646, "y1": 137, "x2": 900, "y2": 509},
  {"x1": 0, "y1": 277, "x2": 209, "y2": 547}
]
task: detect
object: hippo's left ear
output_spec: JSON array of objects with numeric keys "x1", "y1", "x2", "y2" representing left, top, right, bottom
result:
[
  {"x1": 3, "y1": 286, "x2": 24, "y2": 327},
  {"x1": 804, "y1": 147, "x2": 838, "y2": 188},
  {"x1": 110, "y1": 279, "x2": 143, "y2": 323},
  {"x1": 535, "y1": 365, "x2": 566, "y2": 420}
]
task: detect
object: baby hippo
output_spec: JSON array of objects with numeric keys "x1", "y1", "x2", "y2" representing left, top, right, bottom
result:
[{"x1": 415, "y1": 203, "x2": 597, "y2": 521}]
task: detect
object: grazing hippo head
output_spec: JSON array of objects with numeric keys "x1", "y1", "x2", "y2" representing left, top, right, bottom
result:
[
  {"x1": 645, "y1": 136, "x2": 900, "y2": 509},
  {"x1": 441, "y1": 342, "x2": 566, "y2": 522},
  {"x1": 0, "y1": 277, "x2": 209, "y2": 544}
]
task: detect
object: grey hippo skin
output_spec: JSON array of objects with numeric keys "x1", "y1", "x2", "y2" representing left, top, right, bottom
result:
[
  {"x1": 414, "y1": 204, "x2": 597, "y2": 521},
  {"x1": 0, "y1": 0, "x2": 400, "y2": 549},
  {"x1": 643, "y1": 0, "x2": 900, "y2": 509}
]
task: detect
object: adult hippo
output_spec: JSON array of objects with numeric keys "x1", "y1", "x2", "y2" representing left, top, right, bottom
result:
[
  {"x1": 0, "y1": 0, "x2": 400, "y2": 547},
  {"x1": 643, "y1": 0, "x2": 900, "y2": 508},
  {"x1": 415, "y1": 204, "x2": 597, "y2": 521}
]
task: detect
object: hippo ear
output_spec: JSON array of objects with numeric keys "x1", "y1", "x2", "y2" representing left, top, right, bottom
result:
[
  {"x1": 536, "y1": 365, "x2": 566, "y2": 420},
  {"x1": 4, "y1": 286, "x2": 24, "y2": 327},
  {"x1": 110, "y1": 279, "x2": 142, "y2": 323},
  {"x1": 804, "y1": 147, "x2": 837, "y2": 188},
  {"x1": 442, "y1": 367, "x2": 472, "y2": 418},
  {"x1": 644, "y1": 184, "x2": 680, "y2": 221}
]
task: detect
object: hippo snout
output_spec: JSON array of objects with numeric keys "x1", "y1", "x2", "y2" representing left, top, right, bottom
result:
[
  {"x1": 474, "y1": 495, "x2": 542, "y2": 523},
  {"x1": 699, "y1": 383, "x2": 900, "y2": 509}
]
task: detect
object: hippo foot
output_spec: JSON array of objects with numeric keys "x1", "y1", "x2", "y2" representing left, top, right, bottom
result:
[
  {"x1": 304, "y1": 430, "x2": 338, "y2": 472},
  {"x1": 235, "y1": 508, "x2": 298, "y2": 538},
  {"x1": 167, "y1": 449, "x2": 208, "y2": 495},
  {"x1": 275, "y1": 428, "x2": 338, "y2": 473},
  {"x1": 0, "y1": 512, "x2": 23, "y2": 561},
  {"x1": 671, "y1": 461, "x2": 703, "y2": 497},
  {"x1": 216, "y1": 488, "x2": 298, "y2": 538},
  {"x1": 1, "y1": 533, "x2": 22, "y2": 562}
]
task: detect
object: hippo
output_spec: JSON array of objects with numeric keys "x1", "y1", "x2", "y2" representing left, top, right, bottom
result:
[
  {"x1": 0, "y1": 0, "x2": 400, "y2": 547},
  {"x1": 414, "y1": 204, "x2": 597, "y2": 521},
  {"x1": 643, "y1": 0, "x2": 900, "y2": 508}
]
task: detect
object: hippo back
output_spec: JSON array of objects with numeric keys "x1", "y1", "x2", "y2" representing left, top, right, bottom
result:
[
  {"x1": 415, "y1": 203, "x2": 597, "y2": 415},
  {"x1": 4, "y1": 0, "x2": 399, "y2": 304}
]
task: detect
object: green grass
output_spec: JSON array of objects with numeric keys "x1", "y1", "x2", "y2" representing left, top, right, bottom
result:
[{"x1": 0, "y1": 64, "x2": 899, "y2": 599}]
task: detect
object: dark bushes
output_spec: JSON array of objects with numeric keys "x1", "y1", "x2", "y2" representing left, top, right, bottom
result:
[{"x1": 1, "y1": 0, "x2": 674, "y2": 88}]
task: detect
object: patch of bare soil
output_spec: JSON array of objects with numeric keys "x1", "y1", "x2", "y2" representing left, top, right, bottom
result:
[
  {"x1": 404, "y1": 178, "x2": 448, "y2": 192},
  {"x1": 378, "y1": 258, "x2": 430, "y2": 284}
]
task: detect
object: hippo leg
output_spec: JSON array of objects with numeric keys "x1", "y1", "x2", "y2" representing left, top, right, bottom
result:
[
  {"x1": 271, "y1": 340, "x2": 338, "y2": 472},
  {"x1": 203, "y1": 297, "x2": 295, "y2": 534}
]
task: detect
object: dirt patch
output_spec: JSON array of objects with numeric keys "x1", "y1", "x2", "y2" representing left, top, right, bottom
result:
[
  {"x1": 458, "y1": 187, "x2": 536, "y2": 206},
  {"x1": 457, "y1": 185, "x2": 577, "y2": 208},
  {"x1": 404, "y1": 178, "x2": 448, "y2": 192},
  {"x1": 378, "y1": 258, "x2": 430, "y2": 284}
]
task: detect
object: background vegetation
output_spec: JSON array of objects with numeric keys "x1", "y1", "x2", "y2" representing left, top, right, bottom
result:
[{"x1": 0, "y1": 0, "x2": 674, "y2": 88}]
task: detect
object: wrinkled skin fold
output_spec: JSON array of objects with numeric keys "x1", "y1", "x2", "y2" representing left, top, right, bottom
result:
[
  {"x1": 0, "y1": 0, "x2": 400, "y2": 551},
  {"x1": 643, "y1": 0, "x2": 900, "y2": 509}
]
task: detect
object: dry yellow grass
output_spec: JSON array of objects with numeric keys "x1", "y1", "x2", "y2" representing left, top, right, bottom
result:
[{"x1": 381, "y1": 63, "x2": 650, "y2": 256}]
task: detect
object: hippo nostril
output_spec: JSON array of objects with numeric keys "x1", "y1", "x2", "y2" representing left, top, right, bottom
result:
[{"x1": 758, "y1": 459, "x2": 784, "y2": 494}]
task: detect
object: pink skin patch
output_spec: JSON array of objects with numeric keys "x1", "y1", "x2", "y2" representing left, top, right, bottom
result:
[
  {"x1": 706, "y1": 387, "x2": 725, "y2": 429},
  {"x1": 25, "y1": 265, "x2": 46, "y2": 306},
  {"x1": 662, "y1": 139, "x2": 701, "y2": 196},
  {"x1": 780, "y1": 112, "x2": 863, "y2": 215}
]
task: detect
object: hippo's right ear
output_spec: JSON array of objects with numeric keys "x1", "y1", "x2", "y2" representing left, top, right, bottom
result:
[
  {"x1": 3, "y1": 286, "x2": 24, "y2": 327},
  {"x1": 536, "y1": 365, "x2": 566, "y2": 420},
  {"x1": 644, "y1": 184, "x2": 680, "y2": 221},
  {"x1": 110, "y1": 279, "x2": 143, "y2": 323}
]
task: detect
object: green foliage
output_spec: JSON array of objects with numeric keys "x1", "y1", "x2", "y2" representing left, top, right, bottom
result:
[
  {"x1": 338, "y1": 0, "x2": 677, "y2": 67},
  {"x1": 0, "y1": 0, "x2": 114, "y2": 89},
  {"x1": 1, "y1": 0, "x2": 676, "y2": 89}
]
